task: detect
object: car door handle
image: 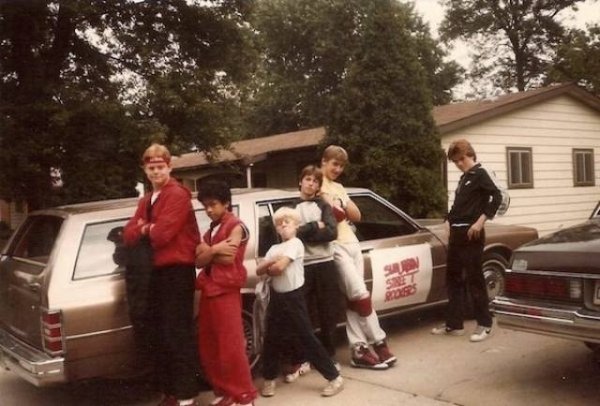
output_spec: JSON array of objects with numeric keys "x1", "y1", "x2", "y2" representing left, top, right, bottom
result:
[{"x1": 27, "y1": 282, "x2": 41, "y2": 293}]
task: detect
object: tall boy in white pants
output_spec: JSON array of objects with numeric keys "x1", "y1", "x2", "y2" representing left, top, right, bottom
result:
[{"x1": 319, "y1": 145, "x2": 396, "y2": 369}]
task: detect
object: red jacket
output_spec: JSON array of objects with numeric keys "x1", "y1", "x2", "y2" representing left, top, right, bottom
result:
[
  {"x1": 196, "y1": 211, "x2": 249, "y2": 297},
  {"x1": 123, "y1": 178, "x2": 200, "y2": 267}
]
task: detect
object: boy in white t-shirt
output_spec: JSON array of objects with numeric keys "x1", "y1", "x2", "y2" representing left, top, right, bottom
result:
[{"x1": 256, "y1": 207, "x2": 343, "y2": 398}]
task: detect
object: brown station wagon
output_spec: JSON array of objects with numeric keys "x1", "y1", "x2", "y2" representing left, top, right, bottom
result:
[{"x1": 0, "y1": 188, "x2": 538, "y2": 386}]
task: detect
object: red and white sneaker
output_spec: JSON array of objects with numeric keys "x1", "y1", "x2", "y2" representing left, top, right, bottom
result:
[
  {"x1": 373, "y1": 340, "x2": 397, "y2": 366},
  {"x1": 350, "y1": 345, "x2": 389, "y2": 370}
]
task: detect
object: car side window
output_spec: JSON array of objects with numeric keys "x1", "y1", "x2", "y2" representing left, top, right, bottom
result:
[
  {"x1": 257, "y1": 204, "x2": 278, "y2": 258},
  {"x1": 10, "y1": 215, "x2": 63, "y2": 265},
  {"x1": 351, "y1": 195, "x2": 417, "y2": 241},
  {"x1": 73, "y1": 219, "x2": 128, "y2": 280},
  {"x1": 256, "y1": 200, "x2": 297, "y2": 257}
]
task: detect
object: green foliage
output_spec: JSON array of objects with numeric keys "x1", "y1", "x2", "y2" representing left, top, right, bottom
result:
[
  {"x1": 244, "y1": 0, "x2": 460, "y2": 138},
  {"x1": 0, "y1": 0, "x2": 254, "y2": 208},
  {"x1": 325, "y1": 0, "x2": 446, "y2": 218},
  {"x1": 440, "y1": 0, "x2": 584, "y2": 93},
  {"x1": 547, "y1": 25, "x2": 600, "y2": 96}
]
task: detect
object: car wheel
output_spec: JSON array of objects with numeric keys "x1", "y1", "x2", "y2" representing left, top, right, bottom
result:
[
  {"x1": 242, "y1": 306, "x2": 261, "y2": 372},
  {"x1": 482, "y1": 252, "x2": 508, "y2": 302}
]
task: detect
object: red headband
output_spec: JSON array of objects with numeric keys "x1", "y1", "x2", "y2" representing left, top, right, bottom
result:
[{"x1": 144, "y1": 156, "x2": 170, "y2": 165}]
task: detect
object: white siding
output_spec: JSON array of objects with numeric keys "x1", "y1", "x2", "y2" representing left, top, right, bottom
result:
[{"x1": 442, "y1": 95, "x2": 600, "y2": 236}]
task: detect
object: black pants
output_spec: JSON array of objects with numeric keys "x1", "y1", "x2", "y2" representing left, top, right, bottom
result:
[
  {"x1": 445, "y1": 227, "x2": 492, "y2": 329},
  {"x1": 303, "y1": 260, "x2": 341, "y2": 357},
  {"x1": 147, "y1": 265, "x2": 200, "y2": 399},
  {"x1": 262, "y1": 288, "x2": 339, "y2": 381}
]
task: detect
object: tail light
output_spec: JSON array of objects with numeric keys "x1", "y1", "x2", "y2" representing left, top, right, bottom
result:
[
  {"x1": 41, "y1": 309, "x2": 65, "y2": 356},
  {"x1": 505, "y1": 273, "x2": 582, "y2": 302}
]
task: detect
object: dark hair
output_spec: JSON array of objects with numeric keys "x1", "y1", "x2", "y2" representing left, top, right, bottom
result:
[
  {"x1": 298, "y1": 165, "x2": 323, "y2": 189},
  {"x1": 197, "y1": 180, "x2": 232, "y2": 211}
]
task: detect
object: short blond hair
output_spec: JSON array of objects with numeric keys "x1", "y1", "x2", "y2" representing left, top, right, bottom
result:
[
  {"x1": 142, "y1": 143, "x2": 171, "y2": 165},
  {"x1": 272, "y1": 207, "x2": 301, "y2": 225},
  {"x1": 322, "y1": 145, "x2": 349, "y2": 164}
]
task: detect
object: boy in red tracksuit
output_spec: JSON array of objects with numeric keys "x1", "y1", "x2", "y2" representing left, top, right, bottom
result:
[{"x1": 195, "y1": 180, "x2": 257, "y2": 406}]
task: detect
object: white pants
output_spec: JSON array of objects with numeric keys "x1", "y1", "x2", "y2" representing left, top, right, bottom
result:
[{"x1": 333, "y1": 242, "x2": 386, "y2": 347}]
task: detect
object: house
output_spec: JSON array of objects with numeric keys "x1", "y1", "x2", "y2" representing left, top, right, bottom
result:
[
  {"x1": 438, "y1": 83, "x2": 600, "y2": 235},
  {"x1": 173, "y1": 83, "x2": 600, "y2": 235}
]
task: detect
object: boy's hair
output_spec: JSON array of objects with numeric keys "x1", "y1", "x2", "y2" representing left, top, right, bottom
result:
[
  {"x1": 298, "y1": 165, "x2": 323, "y2": 188},
  {"x1": 447, "y1": 139, "x2": 477, "y2": 162},
  {"x1": 142, "y1": 143, "x2": 171, "y2": 165},
  {"x1": 197, "y1": 180, "x2": 232, "y2": 211},
  {"x1": 272, "y1": 207, "x2": 301, "y2": 225},
  {"x1": 322, "y1": 145, "x2": 349, "y2": 164}
]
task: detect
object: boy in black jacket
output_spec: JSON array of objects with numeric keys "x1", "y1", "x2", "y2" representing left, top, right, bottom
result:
[{"x1": 432, "y1": 139, "x2": 502, "y2": 343}]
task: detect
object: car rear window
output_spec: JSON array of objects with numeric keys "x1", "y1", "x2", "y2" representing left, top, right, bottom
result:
[
  {"x1": 73, "y1": 219, "x2": 128, "y2": 280},
  {"x1": 10, "y1": 215, "x2": 63, "y2": 266}
]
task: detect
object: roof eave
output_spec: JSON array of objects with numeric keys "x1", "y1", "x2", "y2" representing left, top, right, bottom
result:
[{"x1": 438, "y1": 84, "x2": 600, "y2": 135}]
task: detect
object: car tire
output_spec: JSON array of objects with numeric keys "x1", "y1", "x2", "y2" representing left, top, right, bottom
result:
[
  {"x1": 242, "y1": 305, "x2": 261, "y2": 373},
  {"x1": 464, "y1": 252, "x2": 509, "y2": 318},
  {"x1": 482, "y1": 252, "x2": 509, "y2": 302}
]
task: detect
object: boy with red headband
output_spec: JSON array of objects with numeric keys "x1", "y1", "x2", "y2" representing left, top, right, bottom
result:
[{"x1": 123, "y1": 144, "x2": 200, "y2": 406}]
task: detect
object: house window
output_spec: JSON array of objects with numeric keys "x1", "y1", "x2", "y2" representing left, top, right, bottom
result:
[
  {"x1": 507, "y1": 147, "x2": 533, "y2": 189},
  {"x1": 573, "y1": 149, "x2": 595, "y2": 186}
]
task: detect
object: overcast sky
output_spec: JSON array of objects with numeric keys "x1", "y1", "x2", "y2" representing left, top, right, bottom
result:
[
  {"x1": 410, "y1": 0, "x2": 599, "y2": 98},
  {"x1": 412, "y1": 0, "x2": 599, "y2": 66}
]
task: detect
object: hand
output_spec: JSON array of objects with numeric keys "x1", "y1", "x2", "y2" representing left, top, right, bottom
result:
[{"x1": 467, "y1": 219, "x2": 484, "y2": 240}]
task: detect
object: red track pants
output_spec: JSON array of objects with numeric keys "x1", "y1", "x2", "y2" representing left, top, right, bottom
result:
[{"x1": 198, "y1": 292, "x2": 257, "y2": 403}]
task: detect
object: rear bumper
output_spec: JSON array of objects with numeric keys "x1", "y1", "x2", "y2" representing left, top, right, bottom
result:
[
  {"x1": 493, "y1": 297, "x2": 600, "y2": 345},
  {"x1": 0, "y1": 328, "x2": 66, "y2": 386}
]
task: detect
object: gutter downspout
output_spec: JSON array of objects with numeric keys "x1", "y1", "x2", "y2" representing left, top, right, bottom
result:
[{"x1": 246, "y1": 163, "x2": 253, "y2": 188}]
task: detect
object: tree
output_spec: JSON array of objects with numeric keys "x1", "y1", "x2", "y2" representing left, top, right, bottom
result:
[
  {"x1": 326, "y1": 0, "x2": 446, "y2": 218},
  {"x1": 547, "y1": 24, "x2": 600, "y2": 96},
  {"x1": 243, "y1": 0, "x2": 461, "y2": 138},
  {"x1": 0, "y1": 0, "x2": 253, "y2": 208},
  {"x1": 440, "y1": 0, "x2": 585, "y2": 93}
]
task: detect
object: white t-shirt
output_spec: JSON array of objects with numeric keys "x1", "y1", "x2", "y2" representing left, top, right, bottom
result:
[{"x1": 265, "y1": 237, "x2": 305, "y2": 293}]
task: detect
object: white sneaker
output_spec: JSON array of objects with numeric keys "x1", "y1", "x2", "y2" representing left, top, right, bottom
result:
[
  {"x1": 284, "y1": 361, "x2": 311, "y2": 383},
  {"x1": 209, "y1": 396, "x2": 224, "y2": 405},
  {"x1": 470, "y1": 325, "x2": 492, "y2": 342},
  {"x1": 431, "y1": 324, "x2": 465, "y2": 336},
  {"x1": 261, "y1": 380, "x2": 276, "y2": 397},
  {"x1": 321, "y1": 376, "x2": 344, "y2": 397}
]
